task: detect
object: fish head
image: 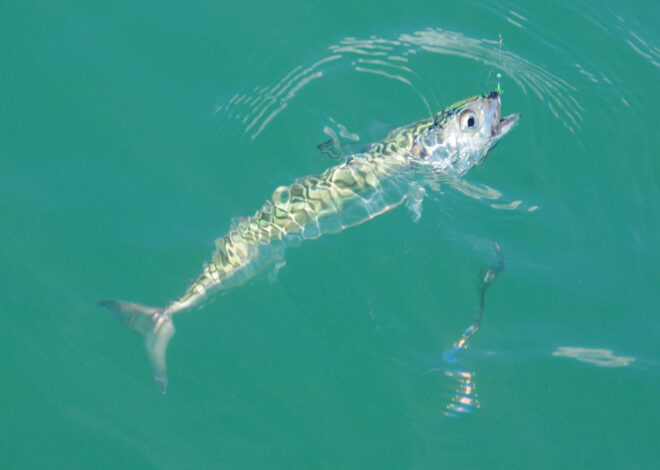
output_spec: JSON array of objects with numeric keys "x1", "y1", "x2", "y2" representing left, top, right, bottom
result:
[{"x1": 416, "y1": 91, "x2": 520, "y2": 176}]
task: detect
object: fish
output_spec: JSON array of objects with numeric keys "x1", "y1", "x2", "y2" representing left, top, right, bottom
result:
[{"x1": 100, "y1": 90, "x2": 520, "y2": 392}]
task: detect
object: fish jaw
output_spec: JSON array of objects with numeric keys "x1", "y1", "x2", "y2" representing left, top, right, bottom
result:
[{"x1": 492, "y1": 112, "x2": 521, "y2": 141}]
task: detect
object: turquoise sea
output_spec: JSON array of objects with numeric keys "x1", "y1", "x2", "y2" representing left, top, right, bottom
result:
[{"x1": 2, "y1": 1, "x2": 659, "y2": 468}]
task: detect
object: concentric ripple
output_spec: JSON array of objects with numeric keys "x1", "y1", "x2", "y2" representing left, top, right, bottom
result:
[{"x1": 216, "y1": 27, "x2": 584, "y2": 138}]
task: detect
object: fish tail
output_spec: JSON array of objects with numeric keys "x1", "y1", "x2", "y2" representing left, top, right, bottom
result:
[{"x1": 98, "y1": 299, "x2": 175, "y2": 394}]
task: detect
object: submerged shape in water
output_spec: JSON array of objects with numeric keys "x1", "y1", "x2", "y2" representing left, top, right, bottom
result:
[{"x1": 100, "y1": 91, "x2": 520, "y2": 392}]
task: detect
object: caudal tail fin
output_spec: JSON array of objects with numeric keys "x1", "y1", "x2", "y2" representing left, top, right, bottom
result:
[{"x1": 98, "y1": 300, "x2": 175, "y2": 393}]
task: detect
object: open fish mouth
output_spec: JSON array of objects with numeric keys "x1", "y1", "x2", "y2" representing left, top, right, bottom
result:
[{"x1": 493, "y1": 113, "x2": 520, "y2": 140}]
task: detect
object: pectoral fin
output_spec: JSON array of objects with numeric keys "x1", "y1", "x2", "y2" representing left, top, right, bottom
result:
[
  {"x1": 316, "y1": 138, "x2": 368, "y2": 163},
  {"x1": 405, "y1": 183, "x2": 426, "y2": 222},
  {"x1": 317, "y1": 138, "x2": 344, "y2": 161}
]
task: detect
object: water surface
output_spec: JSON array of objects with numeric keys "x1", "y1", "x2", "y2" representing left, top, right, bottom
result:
[{"x1": 2, "y1": 0, "x2": 658, "y2": 468}]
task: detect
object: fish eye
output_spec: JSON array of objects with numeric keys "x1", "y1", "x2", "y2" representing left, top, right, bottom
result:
[{"x1": 460, "y1": 111, "x2": 478, "y2": 131}]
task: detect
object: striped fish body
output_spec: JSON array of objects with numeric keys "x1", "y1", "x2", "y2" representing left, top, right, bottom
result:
[{"x1": 169, "y1": 127, "x2": 424, "y2": 313}]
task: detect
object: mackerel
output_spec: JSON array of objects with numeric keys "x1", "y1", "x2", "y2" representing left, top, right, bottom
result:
[{"x1": 100, "y1": 91, "x2": 520, "y2": 392}]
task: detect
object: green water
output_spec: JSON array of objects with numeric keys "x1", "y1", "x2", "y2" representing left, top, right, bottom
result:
[{"x1": 2, "y1": 0, "x2": 659, "y2": 468}]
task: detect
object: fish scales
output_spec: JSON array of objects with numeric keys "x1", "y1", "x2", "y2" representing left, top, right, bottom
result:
[{"x1": 174, "y1": 148, "x2": 411, "y2": 311}]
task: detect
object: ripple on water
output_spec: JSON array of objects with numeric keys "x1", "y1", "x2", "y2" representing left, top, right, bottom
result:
[{"x1": 217, "y1": 27, "x2": 584, "y2": 138}]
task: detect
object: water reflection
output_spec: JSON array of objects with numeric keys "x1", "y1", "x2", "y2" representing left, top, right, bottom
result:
[
  {"x1": 423, "y1": 243, "x2": 503, "y2": 417},
  {"x1": 552, "y1": 346, "x2": 635, "y2": 367},
  {"x1": 443, "y1": 370, "x2": 479, "y2": 417}
]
